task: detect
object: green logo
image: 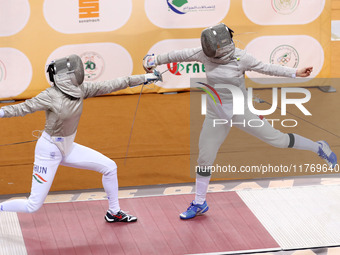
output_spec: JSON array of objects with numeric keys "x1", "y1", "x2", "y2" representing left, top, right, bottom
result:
[
  {"x1": 85, "y1": 60, "x2": 96, "y2": 71},
  {"x1": 172, "y1": 0, "x2": 188, "y2": 7},
  {"x1": 81, "y1": 52, "x2": 104, "y2": 81}
]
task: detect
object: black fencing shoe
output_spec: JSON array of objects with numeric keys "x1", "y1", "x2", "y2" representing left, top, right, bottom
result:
[{"x1": 105, "y1": 210, "x2": 137, "y2": 223}]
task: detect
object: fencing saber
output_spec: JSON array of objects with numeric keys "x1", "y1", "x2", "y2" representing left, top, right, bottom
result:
[
  {"x1": 0, "y1": 130, "x2": 42, "y2": 147},
  {"x1": 0, "y1": 139, "x2": 38, "y2": 147},
  {"x1": 123, "y1": 50, "x2": 203, "y2": 164},
  {"x1": 124, "y1": 83, "x2": 145, "y2": 165}
]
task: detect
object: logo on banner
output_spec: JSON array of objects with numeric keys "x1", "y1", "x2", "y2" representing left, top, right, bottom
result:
[
  {"x1": 0, "y1": 60, "x2": 7, "y2": 83},
  {"x1": 167, "y1": 62, "x2": 205, "y2": 75},
  {"x1": 270, "y1": 45, "x2": 299, "y2": 68},
  {"x1": 271, "y1": 0, "x2": 300, "y2": 15},
  {"x1": 167, "y1": 0, "x2": 216, "y2": 15},
  {"x1": 79, "y1": 0, "x2": 100, "y2": 23},
  {"x1": 81, "y1": 52, "x2": 105, "y2": 81}
]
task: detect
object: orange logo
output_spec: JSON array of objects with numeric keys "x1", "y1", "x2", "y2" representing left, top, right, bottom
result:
[{"x1": 79, "y1": 0, "x2": 99, "y2": 19}]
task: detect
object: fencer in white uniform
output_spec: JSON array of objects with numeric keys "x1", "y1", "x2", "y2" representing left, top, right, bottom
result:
[
  {"x1": 0, "y1": 54, "x2": 162, "y2": 223},
  {"x1": 143, "y1": 23, "x2": 338, "y2": 219}
]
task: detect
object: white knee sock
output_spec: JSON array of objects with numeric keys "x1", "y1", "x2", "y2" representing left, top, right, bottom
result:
[
  {"x1": 292, "y1": 133, "x2": 320, "y2": 154},
  {"x1": 0, "y1": 199, "x2": 30, "y2": 213},
  {"x1": 194, "y1": 174, "x2": 211, "y2": 205},
  {"x1": 102, "y1": 170, "x2": 120, "y2": 214}
]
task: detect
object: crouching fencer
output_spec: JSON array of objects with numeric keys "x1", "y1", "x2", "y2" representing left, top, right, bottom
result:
[
  {"x1": 143, "y1": 23, "x2": 338, "y2": 220},
  {"x1": 0, "y1": 54, "x2": 162, "y2": 223}
]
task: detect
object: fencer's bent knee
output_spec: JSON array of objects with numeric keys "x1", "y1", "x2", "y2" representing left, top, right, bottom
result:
[
  {"x1": 102, "y1": 160, "x2": 117, "y2": 175},
  {"x1": 27, "y1": 200, "x2": 43, "y2": 213},
  {"x1": 198, "y1": 147, "x2": 219, "y2": 167}
]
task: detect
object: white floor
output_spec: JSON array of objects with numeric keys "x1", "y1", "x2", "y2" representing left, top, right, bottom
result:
[
  {"x1": 238, "y1": 184, "x2": 340, "y2": 250},
  {"x1": 0, "y1": 211, "x2": 27, "y2": 255}
]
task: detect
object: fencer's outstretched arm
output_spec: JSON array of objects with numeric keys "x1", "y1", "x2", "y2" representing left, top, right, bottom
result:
[
  {"x1": 242, "y1": 52, "x2": 298, "y2": 78},
  {"x1": 143, "y1": 48, "x2": 203, "y2": 72},
  {"x1": 0, "y1": 90, "x2": 51, "y2": 118},
  {"x1": 156, "y1": 47, "x2": 203, "y2": 65},
  {"x1": 241, "y1": 52, "x2": 313, "y2": 78},
  {"x1": 82, "y1": 73, "x2": 160, "y2": 98}
]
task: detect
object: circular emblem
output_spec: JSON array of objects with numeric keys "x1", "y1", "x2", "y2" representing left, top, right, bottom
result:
[
  {"x1": 270, "y1": 45, "x2": 299, "y2": 68},
  {"x1": 0, "y1": 60, "x2": 7, "y2": 83},
  {"x1": 271, "y1": 0, "x2": 300, "y2": 15},
  {"x1": 80, "y1": 52, "x2": 104, "y2": 81}
]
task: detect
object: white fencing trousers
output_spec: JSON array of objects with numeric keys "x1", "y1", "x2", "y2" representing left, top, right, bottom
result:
[
  {"x1": 194, "y1": 105, "x2": 290, "y2": 204},
  {"x1": 0, "y1": 132, "x2": 120, "y2": 213},
  {"x1": 197, "y1": 105, "x2": 290, "y2": 167}
]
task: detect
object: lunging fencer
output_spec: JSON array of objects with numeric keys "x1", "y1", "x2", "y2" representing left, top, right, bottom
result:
[
  {"x1": 143, "y1": 23, "x2": 338, "y2": 220},
  {"x1": 0, "y1": 54, "x2": 162, "y2": 223}
]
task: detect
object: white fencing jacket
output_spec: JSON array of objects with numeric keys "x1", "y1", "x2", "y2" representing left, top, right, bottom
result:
[
  {"x1": 1, "y1": 75, "x2": 146, "y2": 155},
  {"x1": 156, "y1": 47, "x2": 297, "y2": 119}
]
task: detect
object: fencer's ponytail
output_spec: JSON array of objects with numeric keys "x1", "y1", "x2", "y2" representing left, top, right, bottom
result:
[{"x1": 46, "y1": 62, "x2": 55, "y2": 85}]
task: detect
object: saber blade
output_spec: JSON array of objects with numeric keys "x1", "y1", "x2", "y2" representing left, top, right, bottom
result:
[{"x1": 124, "y1": 84, "x2": 145, "y2": 165}]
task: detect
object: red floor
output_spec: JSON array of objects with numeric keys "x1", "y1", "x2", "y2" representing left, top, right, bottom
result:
[{"x1": 17, "y1": 192, "x2": 279, "y2": 255}]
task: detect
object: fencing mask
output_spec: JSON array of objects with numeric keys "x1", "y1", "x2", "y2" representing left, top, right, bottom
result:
[
  {"x1": 46, "y1": 55, "x2": 84, "y2": 98},
  {"x1": 47, "y1": 54, "x2": 84, "y2": 86},
  {"x1": 201, "y1": 23, "x2": 234, "y2": 58}
]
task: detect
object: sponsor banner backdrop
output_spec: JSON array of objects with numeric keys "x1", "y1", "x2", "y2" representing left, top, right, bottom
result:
[
  {"x1": 243, "y1": 0, "x2": 325, "y2": 25},
  {"x1": 0, "y1": 0, "x2": 30, "y2": 37},
  {"x1": 46, "y1": 43, "x2": 133, "y2": 82},
  {"x1": 0, "y1": 0, "x2": 332, "y2": 100},
  {"x1": 147, "y1": 39, "x2": 205, "y2": 89},
  {"x1": 245, "y1": 35, "x2": 324, "y2": 83},
  {"x1": 0, "y1": 48, "x2": 32, "y2": 98},
  {"x1": 43, "y1": 0, "x2": 132, "y2": 34},
  {"x1": 145, "y1": 0, "x2": 231, "y2": 28}
]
